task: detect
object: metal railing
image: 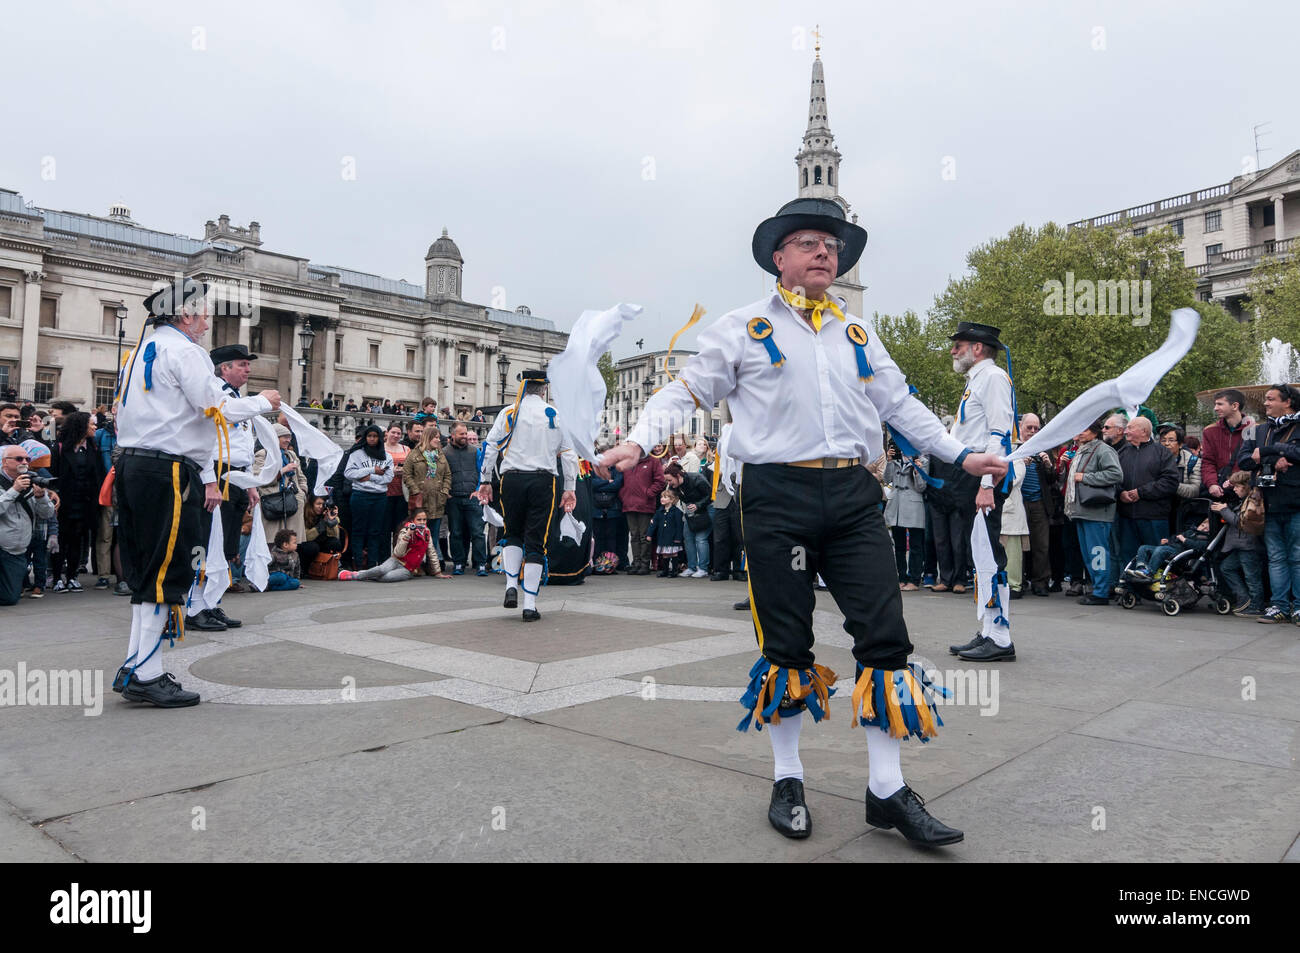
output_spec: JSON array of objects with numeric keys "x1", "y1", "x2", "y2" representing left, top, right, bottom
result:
[{"x1": 282, "y1": 407, "x2": 493, "y2": 445}]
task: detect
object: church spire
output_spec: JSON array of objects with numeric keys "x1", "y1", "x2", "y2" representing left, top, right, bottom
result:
[{"x1": 795, "y1": 36, "x2": 843, "y2": 205}]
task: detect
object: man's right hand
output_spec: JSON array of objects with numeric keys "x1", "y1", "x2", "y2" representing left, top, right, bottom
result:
[
  {"x1": 599, "y1": 443, "x2": 644, "y2": 475},
  {"x1": 259, "y1": 389, "x2": 283, "y2": 410},
  {"x1": 12, "y1": 473, "x2": 31, "y2": 494},
  {"x1": 472, "y1": 484, "x2": 493, "y2": 505},
  {"x1": 1208, "y1": 484, "x2": 1224, "y2": 498}
]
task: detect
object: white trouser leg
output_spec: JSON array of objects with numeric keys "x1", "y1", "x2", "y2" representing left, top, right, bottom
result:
[
  {"x1": 866, "y1": 728, "x2": 904, "y2": 799},
  {"x1": 135, "y1": 604, "x2": 168, "y2": 681},
  {"x1": 768, "y1": 711, "x2": 804, "y2": 781},
  {"x1": 521, "y1": 563, "x2": 542, "y2": 610}
]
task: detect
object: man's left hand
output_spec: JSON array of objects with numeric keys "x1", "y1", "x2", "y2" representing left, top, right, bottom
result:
[
  {"x1": 961, "y1": 452, "x2": 1008, "y2": 481},
  {"x1": 1277, "y1": 457, "x2": 1292, "y2": 472},
  {"x1": 203, "y1": 482, "x2": 222, "y2": 512},
  {"x1": 247, "y1": 487, "x2": 260, "y2": 509},
  {"x1": 975, "y1": 486, "x2": 994, "y2": 512},
  {"x1": 561, "y1": 490, "x2": 577, "y2": 513}
]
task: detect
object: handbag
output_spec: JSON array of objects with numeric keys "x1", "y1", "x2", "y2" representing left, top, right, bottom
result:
[
  {"x1": 1238, "y1": 488, "x2": 1266, "y2": 535},
  {"x1": 261, "y1": 487, "x2": 299, "y2": 520},
  {"x1": 1075, "y1": 444, "x2": 1117, "y2": 508},
  {"x1": 307, "y1": 532, "x2": 348, "y2": 580},
  {"x1": 687, "y1": 508, "x2": 711, "y2": 533}
]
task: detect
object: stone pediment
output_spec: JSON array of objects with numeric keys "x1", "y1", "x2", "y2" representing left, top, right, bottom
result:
[{"x1": 1235, "y1": 149, "x2": 1300, "y2": 196}]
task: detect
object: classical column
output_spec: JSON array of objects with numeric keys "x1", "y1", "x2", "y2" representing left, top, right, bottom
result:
[
  {"x1": 422, "y1": 332, "x2": 438, "y2": 399},
  {"x1": 442, "y1": 338, "x2": 456, "y2": 412},
  {"x1": 288, "y1": 313, "x2": 305, "y2": 406},
  {"x1": 19, "y1": 270, "x2": 44, "y2": 401},
  {"x1": 238, "y1": 313, "x2": 251, "y2": 349},
  {"x1": 322, "y1": 318, "x2": 339, "y2": 399},
  {"x1": 1273, "y1": 193, "x2": 1286, "y2": 244},
  {"x1": 473, "y1": 344, "x2": 487, "y2": 408}
]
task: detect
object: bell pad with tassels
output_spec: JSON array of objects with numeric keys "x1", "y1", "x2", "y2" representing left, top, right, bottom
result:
[{"x1": 737, "y1": 657, "x2": 838, "y2": 732}]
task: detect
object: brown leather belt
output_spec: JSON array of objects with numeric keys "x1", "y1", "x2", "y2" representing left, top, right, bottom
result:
[{"x1": 783, "y1": 457, "x2": 861, "y2": 469}]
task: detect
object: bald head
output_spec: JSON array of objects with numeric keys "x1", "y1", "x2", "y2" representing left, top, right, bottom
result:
[
  {"x1": 1124, "y1": 416, "x2": 1152, "y2": 447},
  {"x1": 1020, "y1": 413, "x2": 1042, "y2": 439},
  {"x1": 1, "y1": 444, "x2": 27, "y2": 479}
]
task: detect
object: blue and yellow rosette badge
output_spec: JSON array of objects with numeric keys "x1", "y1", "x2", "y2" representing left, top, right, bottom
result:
[
  {"x1": 747, "y1": 317, "x2": 785, "y2": 367},
  {"x1": 845, "y1": 323, "x2": 874, "y2": 382}
]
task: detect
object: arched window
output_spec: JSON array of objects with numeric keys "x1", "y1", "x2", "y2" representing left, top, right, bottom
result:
[
  {"x1": 801, "y1": 168, "x2": 808, "y2": 188},
  {"x1": 827, "y1": 166, "x2": 834, "y2": 187},
  {"x1": 814, "y1": 165, "x2": 822, "y2": 185}
]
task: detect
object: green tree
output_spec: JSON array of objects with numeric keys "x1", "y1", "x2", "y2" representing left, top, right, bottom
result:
[
  {"x1": 931, "y1": 221, "x2": 1202, "y2": 416},
  {"x1": 597, "y1": 351, "x2": 617, "y2": 395},
  {"x1": 1248, "y1": 250, "x2": 1300, "y2": 351},
  {"x1": 871, "y1": 310, "x2": 960, "y2": 414}
]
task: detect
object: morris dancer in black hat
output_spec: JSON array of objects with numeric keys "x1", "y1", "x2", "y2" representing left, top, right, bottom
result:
[
  {"x1": 474, "y1": 370, "x2": 578, "y2": 621},
  {"x1": 190, "y1": 342, "x2": 263, "y2": 629},
  {"x1": 113, "y1": 278, "x2": 280, "y2": 706},
  {"x1": 944, "y1": 322, "x2": 1019, "y2": 662},
  {"x1": 601, "y1": 198, "x2": 1006, "y2": 845}
]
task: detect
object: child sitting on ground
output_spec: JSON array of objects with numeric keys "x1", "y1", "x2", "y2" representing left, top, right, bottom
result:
[
  {"x1": 647, "y1": 487, "x2": 685, "y2": 577},
  {"x1": 1129, "y1": 519, "x2": 1212, "y2": 581},
  {"x1": 267, "y1": 529, "x2": 303, "y2": 591}
]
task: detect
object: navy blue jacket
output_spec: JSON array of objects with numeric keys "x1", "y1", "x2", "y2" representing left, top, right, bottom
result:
[
  {"x1": 647, "y1": 504, "x2": 684, "y2": 548},
  {"x1": 590, "y1": 470, "x2": 624, "y2": 519}
]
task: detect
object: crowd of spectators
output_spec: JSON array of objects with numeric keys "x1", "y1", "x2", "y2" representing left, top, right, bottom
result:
[{"x1": 5, "y1": 384, "x2": 1299, "y2": 629}]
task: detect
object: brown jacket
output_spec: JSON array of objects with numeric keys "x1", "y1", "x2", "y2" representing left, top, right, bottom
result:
[{"x1": 402, "y1": 448, "x2": 453, "y2": 518}]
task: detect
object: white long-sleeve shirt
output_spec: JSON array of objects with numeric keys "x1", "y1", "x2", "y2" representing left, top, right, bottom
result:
[
  {"x1": 117, "y1": 324, "x2": 271, "y2": 479},
  {"x1": 628, "y1": 291, "x2": 967, "y2": 467},
  {"x1": 344, "y1": 448, "x2": 394, "y2": 492},
  {"x1": 949, "y1": 358, "x2": 1014, "y2": 488},
  {"x1": 479, "y1": 393, "x2": 579, "y2": 491}
]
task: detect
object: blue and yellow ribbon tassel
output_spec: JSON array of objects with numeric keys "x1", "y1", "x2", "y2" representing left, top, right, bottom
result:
[
  {"x1": 737, "y1": 658, "x2": 838, "y2": 732},
  {"x1": 850, "y1": 662, "x2": 950, "y2": 742},
  {"x1": 845, "y1": 323, "x2": 874, "y2": 382},
  {"x1": 747, "y1": 317, "x2": 785, "y2": 367}
]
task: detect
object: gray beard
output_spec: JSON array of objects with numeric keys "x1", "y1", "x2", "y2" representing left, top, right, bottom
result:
[{"x1": 953, "y1": 356, "x2": 975, "y2": 374}]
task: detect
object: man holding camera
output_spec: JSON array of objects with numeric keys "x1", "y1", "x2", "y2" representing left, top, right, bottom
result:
[
  {"x1": 1237, "y1": 383, "x2": 1300, "y2": 625},
  {"x1": 1, "y1": 444, "x2": 57, "y2": 605}
]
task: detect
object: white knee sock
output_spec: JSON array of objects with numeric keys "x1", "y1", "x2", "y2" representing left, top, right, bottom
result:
[
  {"x1": 503, "y1": 545, "x2": 523, "y2": 588},
  {"x1": 990, "y1": 581, "x2": 1012, "y2": 647},
  {"x1": 126, "y1": 602, "x2": 143, "y2": 662},
  {"x1": 866, "y1": 728, "x2": 904, "y2": 799},
  {"x1": 135, "y1": 604, "x2": 167, "y2": 681},
  {"x1": 768, "y1": 711, "x2": 804, "y2": 781},
  {"x1": 521, "y1": 563, "x2": 542, "y2": 610}
]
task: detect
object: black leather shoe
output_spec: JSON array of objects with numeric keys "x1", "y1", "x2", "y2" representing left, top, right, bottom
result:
[
  {"x1": 769, "y1": 778, "x2": 811, "y2": 839},
  {"x1": 210, "y1": 608, "x2": 241, "y2": 628},
  {"x1": 111, "y1": 666, "x2": 130, "y2": 694},
  {"x1": 865, "y1": 785, "x2": 962, "y2": 846},
  {"x1": 710, "y1": 572, "x2": 729, "y2": 581},
  {"x1": 949, "y1": 633, "x2": 986, "y2": 656},
  {"x1": 1078, "y1": 594, "x2": 1109, "y2": 606},
  {"x1": 1009, "y1": 588, "x2": 1024, "y2": 600},
  {"x1": 733, "y1": 571, "x2": 747, "y2": 582},
  {"x1": 958, "y1": 638, "x2": 1015, "y2": 662},
  {"x1": 522, "y1": 608, "x2": 541, "y2": 622},
  {"x1": 121, "y1": 672, "x2": 200, "y2": 707},
  {"x1": 504, "y1": 587, "x2": 518, "y2": 609},
  {"x1": 733, "y1": 598, "x2": 750, "y2": 611},
  {"x1": 1031, "y1": 587, "x2": 1050, "y2": 597},
  {"x1": 190, "y1": 609, "x2": 227, "y2": 631}
]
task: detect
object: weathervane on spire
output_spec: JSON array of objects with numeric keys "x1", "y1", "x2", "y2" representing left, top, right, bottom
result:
[{"x1": 813, "y1": 24, "x2": 821, "y2": 59}]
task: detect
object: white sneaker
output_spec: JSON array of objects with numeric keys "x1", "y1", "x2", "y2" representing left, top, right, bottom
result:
[{"x1": 693, "y1": 569, "x2": 709, "y2": 578}]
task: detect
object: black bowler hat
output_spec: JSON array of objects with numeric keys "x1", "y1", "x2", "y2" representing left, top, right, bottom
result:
[
  {"x1": 518, "y1": 369, "x2": 548, "y2": 383},
  {"x1": 950, "y1": 321, "x2": 1004, "y2": 351},
  {"x1": 751, "y1": 197, "x2": 868, "y2": 278},
  {"x1": 210, "y1": 343, "x2": 259, "y2": 364},
  {"x1": 142, "y1": 277, "x2": 212, "y2": 323}
]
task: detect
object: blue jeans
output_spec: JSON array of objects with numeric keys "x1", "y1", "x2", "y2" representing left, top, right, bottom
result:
[
  {"x1": 1134, "y1": 543, "x2": 1179, "y2": 574},
  {"x1": 1075, "y1": 519, "x2": 1113, "y2": 598},
  {"x1": 1263, "y1": 511, "x2": 1300, "y2": 612},
  {"x1": 682, "y1": 513, "x2": 711, "y2": 571},
  {"x1": 1219, "y1": 548, "x2": 1264, "y2": 610},
  {"x1": 350, "y1": 491, "x2": 389, "y2": 569},
  {"x1": 267, "y1": 571, "x2": 300, "y2": 591},
  {"x1": 1116, "y1": 517, "x2": 1167, "y2": 573}
]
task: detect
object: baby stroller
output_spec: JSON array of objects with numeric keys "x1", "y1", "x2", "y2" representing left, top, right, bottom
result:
[{"x1": 1115, "y1": 523, "x2": 1231, "y2": 617}]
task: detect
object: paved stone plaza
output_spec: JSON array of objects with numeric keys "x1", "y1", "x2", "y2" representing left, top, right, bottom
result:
[{"x1": 1, "y1": 575, "x2": 1297, "y2": 863}]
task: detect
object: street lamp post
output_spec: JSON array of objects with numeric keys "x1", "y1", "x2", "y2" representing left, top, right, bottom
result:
[
  {"x1": 114, "y1": 302, "x2": 129, "y2": 388},
  {"x1": 298, "y1": 321, "x2": 316, "y2": 405},
  {"x1": 496, "y1": 351, "x2": 510, "y2": 404}
]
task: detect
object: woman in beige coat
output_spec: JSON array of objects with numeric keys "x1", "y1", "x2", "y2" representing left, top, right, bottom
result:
[{"x1": 253, "y1": 424, "x2": 309, "y2": 545}]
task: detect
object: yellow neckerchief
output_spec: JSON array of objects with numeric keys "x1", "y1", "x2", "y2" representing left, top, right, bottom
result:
[
  {"x1": 204, "y1": 401, "x2": 233, "y2": 500},
  {"x1": 776, "y1": 283, "x2": 844, "y2": 333}
]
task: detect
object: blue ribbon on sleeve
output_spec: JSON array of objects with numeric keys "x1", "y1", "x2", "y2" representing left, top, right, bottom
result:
[
  {"x1": 544, "y1": 407, "x2": 557, "y2": 430},
  {"x1": 886, "y1": 425, "x2": 944, "y2": 489},
  {"x1": 142, "y1": 341, "x2": 157, "y2": 391}
]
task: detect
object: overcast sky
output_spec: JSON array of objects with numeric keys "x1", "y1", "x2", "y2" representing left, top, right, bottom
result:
[{"x1": 2, "y1": 0, "x2": 1295, "y2": 358}]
